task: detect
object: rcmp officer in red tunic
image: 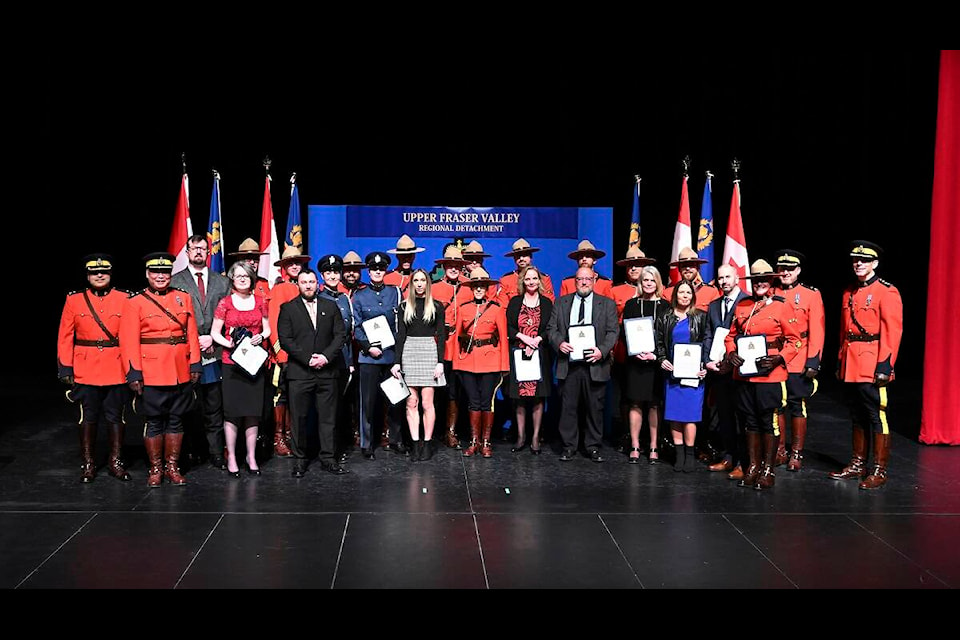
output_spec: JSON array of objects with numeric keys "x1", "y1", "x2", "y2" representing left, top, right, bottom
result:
[
  {"x1": 559, "y1": 240, "x2": 614, "y2": 298},
  {"x1": 771, "y1": 249, "x2": 825, "y2": 471},
  {"x1": 724, "y1": 259, "x2": 801, "y2": 490},
  {"x1": 663, "y1": 247, "x2": 721, "y2": 313},
  {"x1": 432, "y1": 245, "x2": 469, "y2": 449},
  {"x1": 829, "y1": 241, "x2": 903, "y2": 490},
  {"x1": 57, "y1": 254, "x2": 133, "y2": 483},
  {"x1": 229, "y1": 238, "x2": 272, "y2": 301},
  {"x1": 120, "y1": 252, "x2": 202, "y2": 487},
  {"x1": 499, "y1": 238, "x2": 556, "y2": 304},
  {"x1": 384, "y1": 234, "x2": 426, "y2": 293},
  {"x1": 267, "y1": 246, "x2": 312, "y2": 458}
]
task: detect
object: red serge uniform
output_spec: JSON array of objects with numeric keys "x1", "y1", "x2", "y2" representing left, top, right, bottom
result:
[
  {"x1": 453, "y1": 299, "x2": 509, "y2": 374},
  {"x1": 383, "y1": 270, "x2": 413, "y2": 293},
  {"x1": 560, "y1": 274, "x2": 613, "y2": 298},
  {"x1": 120, "y1": 288, "x2": 202, "y2": 386},
  {"x1": 58, "y1": 288, "x2": 129, "y2": 387},
  {"x1": 433, "y1": 278, "x2": 466, "y2": 362},
  {"x1": 838, "y1": 274, "x2": 903, "y2": 384},
  {"x1": 498, "y1": 270, "x2": 555, "y2": 304},
  {"x1": 725, "y1": 295, "x2": 801, "y2": 385},
  {"x1": 611, "y1": 281, "x2": 639, "y2": 363},
  {"x1": 774, "y1": 282, "x2": 826, "y2": 374},
  {"x1": 663, "y1": 278, "x2": 720, "y2": 312}
]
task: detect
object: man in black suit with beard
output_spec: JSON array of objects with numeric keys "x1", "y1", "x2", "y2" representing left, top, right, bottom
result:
[
  {"x1": 702, "y1": 264, "x2": 750, "y2": 478},
  {"x1": 278, "y1": 267, "x2": 347, "y2": 477}
]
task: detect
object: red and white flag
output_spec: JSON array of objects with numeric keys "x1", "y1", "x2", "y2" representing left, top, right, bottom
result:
[
  {"x1": 258, "y1": 174, "x2": 281, "y2": 287},
  {"x1": 668, "y1": 175, "x2": 692, "y2": 286},
  {"x1": 168, "y1": 171, "x2": 194, "y2": 274},
  {"x1": 722, "y1": 180, "x2": 751, "y2": 294}
]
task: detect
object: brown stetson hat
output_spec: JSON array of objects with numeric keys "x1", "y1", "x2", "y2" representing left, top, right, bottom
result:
[
  {"x1": 274, "y1": 246, "x2": 312, "y2": 267},
  {"x1": 504, "y1": 238, "x2": 541, "y2": 257},
  {"x1": 465, "y1": 267, "x2": 497, "y2": 288},
  {"x1": 669, "y1": 247, "x2": 708, "y2": 267},
  {"x1": 386, "y1": 234, "x2": 426, "y2": 255},
  {"x1": 228, "y1": 238, "x2": 265, "y2": 258},
  {"x1": 568, "y1": 239, "x2": 606, "y2": 261},
  {"x1": 615, "y1": 246, "x2": 657, "y2": 267}
]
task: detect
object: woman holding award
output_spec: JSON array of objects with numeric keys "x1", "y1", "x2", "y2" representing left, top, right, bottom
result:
[
  {"x1": 505, "y1": 266, "x2": 553, "y2": 454},
  {"x1": 210, "y1": 262, "x2": 270, "y2": 477},
  {"x1": 655, "y1": 281, "x2": 710, "y2": 473},
  {"x1": 453, "y1": 267, "x2": 509, "y2": 458},
  {"x1": 622, "y1": 265, "x2": 668, "y2": 464},
  {"x1": 391, "y1": 269, "x2": 447, "y2": 461}
]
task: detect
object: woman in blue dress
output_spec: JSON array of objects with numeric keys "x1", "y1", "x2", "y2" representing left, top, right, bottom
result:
[{"x1": 655, "y1": 281, "x2": 711, "y2": 472}]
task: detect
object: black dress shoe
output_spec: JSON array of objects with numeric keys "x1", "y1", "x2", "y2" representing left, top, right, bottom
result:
[
  {"x1": 210, "y1": 455, "x2": 227, "y2": 470},
  {"x1": 361, "y1": 448, "x2": 375, "y2": 460},
  {"x1": 387, "y1": 443, "x2": 409, "y2": 455},
  {"x1": 292, "y1": 460, "x2": 308, "y2": 478},
  {"x1": 590, "y1": 449, "x2": 605, "y2": 463},
  {"x1": 322, "y1": 463, "x2": 350, "y2": 475},
  {"x1": 559, "y1": 449, "x2": 576, "y2": 461}
]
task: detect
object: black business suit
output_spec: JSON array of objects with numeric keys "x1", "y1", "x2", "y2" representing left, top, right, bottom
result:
[
  {"x1": 547, "y1": 291, "x2": 620, "y2": 454},
  {"x1": 703, "y1": 289, "x2": 749, "y2": 465},
  {"x1": 278, "y1": 295, "x2": 346, "y2": 469}
]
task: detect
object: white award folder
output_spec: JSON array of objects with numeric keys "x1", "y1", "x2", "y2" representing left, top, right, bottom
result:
[
  {"x1": 513, "y1": 348, "x2": 542, "y2": 382},
  {"x1": 379, "y1": 375, "x2": 410, "y2": 405},
  {"x1": 709, "y1": 327, "x2": 730, "y2": 363},
  {"x1": 568, "y1": 325, "x2": 597, "y2": 361},
  {"x1": 672, "y1": 343, "x2": 702, "y2": 379},
  {"x1": 736, "y1": 334, "x2": 768, "y2": 377},
  {"x1": 623, "y1": 316, "x2": 656, "y2": 355},
  {"x1": 362, "y1": 315, "x2": 395, "y2": 350},
  {"x1": 232, "y1": 336, "x2": 269, "y2": 377}
]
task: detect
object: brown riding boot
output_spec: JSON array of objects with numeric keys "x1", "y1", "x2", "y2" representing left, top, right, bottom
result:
[
  {"x1": 738, "y1": 431, "x2": 763, "y2": 488},
  {"x1": 755, "y1": 432, "x2": 778, "y2": 490},
  {"x1": 859, "y1": 432, "x2": 890, "y2": 490},
  {"x1": 163, "y1": 433, "x2": 187, "y2": 486},
  {"x1": 830, "y1": 423, "x2": 869, "y2": 480},
  {"x1": 480, "y1": 411, "x2": 494, "y2": 458},
  {"x1": 79, "y1": 421, "x2": 96, "y2": 483},
  {"x1": 106, "y1": 423, "x2": 131, "y2": 481},
  {"x1": 380, "y1": 414, "x2": 391, "y2": 449},
  {"x1": 463, "y1": 411, "x2": 482, "y2": 457},
  {"x1": 273, "y1": 405, "x2": 292, "y2": 457},
  {"x1": 774, "y1": 413, "x2": 789, "y2": 467},
  {"x1": 144, "y1": 435, "x2": 164, "y2": 488},
  {"x1": 444, "y1": 400, "x2": 462, "y2": 449},
  {"x1": 787, "y1": 417, "x2": 807, "y2": 472}
]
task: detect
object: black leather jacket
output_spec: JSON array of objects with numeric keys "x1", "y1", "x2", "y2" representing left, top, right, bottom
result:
[{"x1": 655, "y1": 308, "x2": 712, "y2": 364}]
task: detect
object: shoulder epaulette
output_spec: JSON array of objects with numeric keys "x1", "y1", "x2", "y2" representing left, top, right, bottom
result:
[
  {"x1": 116, "y1": 288, "x2": 133, "y2": 296},
  {"x1": 501, "y1": 271, "x2": 514, "y2": 278},
  {"x1": 128, "y1": 290, "x2": 143, "y2": 298},
  {"x1": 487, "y1": 300, "x2": 502, "y2": 308},
  {"x1": 171, "y1": 286, "x2": 188, "y2": 294},
  {"x1": 801, "y1": 283, "x2": 818, "y2": 292},
  {"x1": 772, "y1": 295, "x2": 786, "y2": 303},
  {"x1": 879, "y1": 279, "x2": 893, "y2": 288},
  {"x1": 597, "y1": 274, "x2": 610, "y2": 281},
  {"x1": 66, "y1": 289, "x2": 83, "y2": 297}
]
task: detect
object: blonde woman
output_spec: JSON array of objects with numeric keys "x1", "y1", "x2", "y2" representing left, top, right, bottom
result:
[{"x1": 391, "y1": 269, "x2": 446, "y2": 461}]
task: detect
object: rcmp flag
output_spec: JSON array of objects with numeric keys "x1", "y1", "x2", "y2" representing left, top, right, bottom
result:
[
  {"x1": 697, "y1": 172, "x2": 715, "y2": 281},
  {"x1": 285, "y1": 173, "x2": 303, "y2": 253},
  {"x1": 207, "y1": 170, "x2": 225, "y2": 275}
]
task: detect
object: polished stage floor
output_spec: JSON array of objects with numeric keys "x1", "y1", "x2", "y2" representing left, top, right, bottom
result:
[{"x1": 1, "y1": 379, "x2": 957, "y2": 590}]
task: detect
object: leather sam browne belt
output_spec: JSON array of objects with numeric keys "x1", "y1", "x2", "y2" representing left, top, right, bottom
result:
[
  {"x1": 141, "y1": 335, "x2": 188, "y2": 345},
  {"x1": 74, "y1": 338, "x2": 119, "y2": 349},
  {"x1": 847, "y1": 332, "x2": 879, "y2": 343},
  {"x1": 459, "y1": 334, "x2": 499, "y2": 353}
]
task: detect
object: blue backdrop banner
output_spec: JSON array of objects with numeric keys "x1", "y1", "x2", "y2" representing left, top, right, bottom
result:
[{"x1": 345, "y1": 206, "x2": 580, "y2": 239}]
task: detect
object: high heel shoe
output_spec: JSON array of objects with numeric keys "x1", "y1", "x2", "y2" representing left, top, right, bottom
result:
[
  {"x1": 628, "y1": 447, "x2": 641, "y2": 465},
  {"x1": 530, "y1": 445, "x2": 541, "y2": 455},
  {"x1": 648, "y1": 448, "x2": 660, "y2": 465},
  {"x1": 511, "y1": 440, "x2": 528, "y2": 453},
  {"x1": 247, "y1": 465, "x2": 261, "y2": 476},
  {"x1": 226, "y1": 467, "x2": 241, "y2": 478}
]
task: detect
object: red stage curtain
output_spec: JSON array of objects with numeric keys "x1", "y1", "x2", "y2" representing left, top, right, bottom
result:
[{"x1": 921, "y1": 51, "x2": 960, "y2": 445}]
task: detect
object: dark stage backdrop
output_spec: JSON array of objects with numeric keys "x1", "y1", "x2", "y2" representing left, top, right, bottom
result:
[{"x1": 32, "y1": 51, "x2": 940, "y2": 438}]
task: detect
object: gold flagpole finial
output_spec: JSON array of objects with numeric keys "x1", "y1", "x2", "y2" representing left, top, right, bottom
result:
[
  {"x1": 731, "y1": 158, "x2": 741, "y2": 182},
  {"x1": 682, "y1": 155, "x2": 691, "y2": 177},
  {"x1": 181, "y1": 152, "x2": 187, "y2": 175}
]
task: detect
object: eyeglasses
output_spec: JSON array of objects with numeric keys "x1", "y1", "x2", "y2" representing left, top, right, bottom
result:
[
  {"x1": 232, "y1": 274, "x2": 251, "y2": 280},
  {"x1": 188, "y1": 246, "x2": 208, "y2": 252},
  {"x1": 575, "y1": 277, "x2": 595, "y2": 282}
]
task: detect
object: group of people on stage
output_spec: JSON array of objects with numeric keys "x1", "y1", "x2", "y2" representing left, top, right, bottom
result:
[{"x1": 57, "y1": 231, "x2": 902, "y2": 491}]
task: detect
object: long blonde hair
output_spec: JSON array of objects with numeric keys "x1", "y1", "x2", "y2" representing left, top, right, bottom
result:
[
  {"x1": 518, "y1": 265, "x2": 546, "y2": 296},
  {"x1": 640, "y1": 265, "x2": 664, "y2": 299},
  {"x1": 402, "y1": 268, "x2": 436, "y2": 325}
]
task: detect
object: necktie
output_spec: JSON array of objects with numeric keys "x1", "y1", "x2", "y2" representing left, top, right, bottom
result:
[
  {"x1": 577, "y1": 295, "x2": 586, "y2": 324},
  {"x1": 723, "y1": 297, "x2": 731, "y2": 324},
  {"x1": 306, "y1": 300, "x2": 317, "y2": 329},
  {"x1": 196, "y1": 272, "x2": 206, "y2": 306}
]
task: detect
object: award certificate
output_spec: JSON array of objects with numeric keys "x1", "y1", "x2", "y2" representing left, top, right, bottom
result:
[
  {"x1": 624, "y1": 316, "x2": 656, "y2": 356},
  {"x1": 362, "y1": 315, "x2": 395, "y2": 350},
  {"x1": 513, "y1": 348, "x2": 542, "y2": 382},
  {"x1": 568, "y1": 325, "x2": 597, "y2": 361},
  {"x1": 232, "y1": 336, "x2": 269, "y2": 377},
  {"x1": 736, "y1": 334, "x2": 768, "y2": 377},
  {"x1": 672, "y1": 343, "x2": 702, "y2": 379}
]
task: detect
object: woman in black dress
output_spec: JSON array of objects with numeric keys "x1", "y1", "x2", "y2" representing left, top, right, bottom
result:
[
  {"x1": 621, "y1": 265, "x2": 667, "y2": 464},
  {"x1": 505, "y1": 266, "x2": 553, "y2": 454}
]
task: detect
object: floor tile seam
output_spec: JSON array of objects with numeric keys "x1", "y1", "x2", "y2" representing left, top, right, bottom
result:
[
  {"x1": 597, "y1": 514, "x2": 644, "y2": 588},
  {"x1": 720, "y1": 513, "x2": 800, "y2": 589},
  {"x1": 472, "y1": 514, "x2": 490, "y2": 589},
  {"x1": 331, "y1": 514, "x2": 350, "y2": 590},
  {"x1": 844, "y1": 514, "x2": 952, "y2": 588},
  {"x1": 14, "y1": 511, "x2": 99, "y2": 589},
  {"x1": 174, "y1": 513, "x2": 224, "y2": 589}
]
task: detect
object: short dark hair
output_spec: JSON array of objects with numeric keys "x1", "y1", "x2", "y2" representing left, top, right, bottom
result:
[
  {"x1": 297, "y1": 267, "x2": 317, "y2": 280},
  {"x1": 187, "y1": 234, "x2": 208, "y2": 247}
]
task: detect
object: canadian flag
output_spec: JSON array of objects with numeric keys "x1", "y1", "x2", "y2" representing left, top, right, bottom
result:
[
  {"x1": 722, "y1": 180, "x2": 751, "y2": 294},
  {"x1": 258, "y1": 175, "x2": 281, "y2": 287},
  {"x1": 669, "y1": 175, "x2": 692, "y2": 286},
  {"x1": 168, "y1": 171, "x2": 193, "y2": 274}
]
